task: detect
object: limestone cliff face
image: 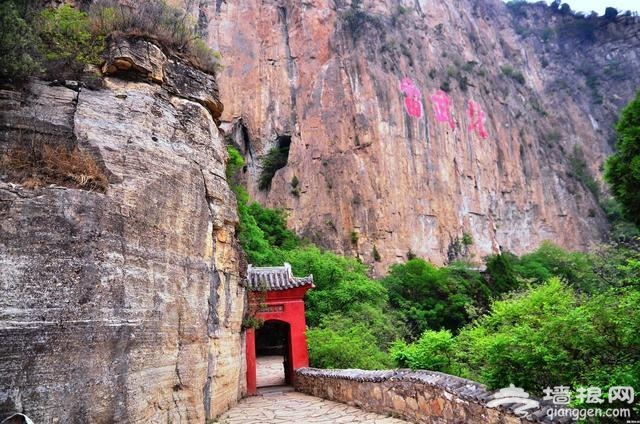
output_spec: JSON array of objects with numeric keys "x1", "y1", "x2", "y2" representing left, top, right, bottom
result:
[
  {"x1": 207, "y1": 0, "x2": 640, "y2": 272},
  {"x1": 0, "y1": 40, "x2": 244, "y2": 422}
]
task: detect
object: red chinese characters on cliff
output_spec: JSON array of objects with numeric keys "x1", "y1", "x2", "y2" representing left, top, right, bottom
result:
[
  {"x1": 467, "y1": 99, "x2": 489, "y2": 139},
  {"x1": 400, "y1": 78, "x2": 490, "y2": 140},
  {"x1": 430, "y1": 90, "x2": 456, "y2": 130},
  {"x1": 399, "y1": 77, "x2": 423, "y2": 118}
]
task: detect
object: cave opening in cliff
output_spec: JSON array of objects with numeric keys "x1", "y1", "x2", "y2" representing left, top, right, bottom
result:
[
  {"x1": 255, "y1": 320, "x2": 291, "y2": 387},
  {"x1": 258, "y1": 135, "x2": 292, "y2": 190}
]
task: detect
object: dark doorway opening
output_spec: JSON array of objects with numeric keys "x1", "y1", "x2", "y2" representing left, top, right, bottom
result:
[{"x1": 255, "y1": 320, "x2": 292, "y2": 387}]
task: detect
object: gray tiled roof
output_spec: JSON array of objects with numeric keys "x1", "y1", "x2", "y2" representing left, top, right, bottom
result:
[{"x1": 246, "y1": 263, "x2": 314, "y2": 291}]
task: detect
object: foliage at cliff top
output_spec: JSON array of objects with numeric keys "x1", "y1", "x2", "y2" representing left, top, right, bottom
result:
[
  {"x1": 0, "y1": 2, "x2": 101, "y2": 81},
  {"x1": 605, "y1": 91, "x2": 640, "y2": 227},
  {"x1": 0, "y1": 0, "x2": 221, "y2": 82},
  {"x1": 89, "y1": 0, "x2": 222, "y2": 73}
]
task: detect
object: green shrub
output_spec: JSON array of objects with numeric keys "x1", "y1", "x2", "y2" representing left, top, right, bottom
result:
[
  {"x1": 235, "y1": 188, "x2": 284, "y2": 266},
  {"x1": 89, "y1": 0, "x2": 222, "y2": 74},
  {"x1": 225, "y1": 145, "x2": 244, "y2": 180},
  {"x1": 372, "y1": 245, "x2": 381, "y2": 262},
  {"x1": 568, "y1": 145, "x2": 600, "y2": 198},
  {"x1": 246, "y1": 203, "x2": 298, "y2": 250},
  {"x1": 605, "y1": 91, "x2": 640, "y2": 227},
  {"x1": 0, "y1": 1, "x2": 42, "y2": 81},
  {"x1": 516, "y1": 241, "x2": 598, "y2": 291},
  {"x1": 455, "y1": 278, "x2": 595, "y2": 391},
  {"x1": 307, "y1": 324, "x2": 390, "y2": 369},
  {"x1": 391, "y1": 329, "x2": 455, "y2": 372},
  {"x1": 383, "y1": 259, "x2": 488, "y2": 338},
  {"x1": 258, "y1": 146, "x2": 289, "y2": 190},
  {"x1": 37, "y1": 5, "x2": 104, "y2": 78},
  {"x1": 485, "y1": 252, "x2": 520, "y2": 295},
  {"x1": 284, "y1": 245, "x2": 389, "y2": 326},
  {"x1": 500, "y1": 65, "x2": 525, "y2": 85},
  {"x1": 455, "y1": 278, "x2": 640, "y2": 395}
]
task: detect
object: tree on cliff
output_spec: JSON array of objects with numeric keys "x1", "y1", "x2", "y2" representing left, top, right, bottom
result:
[{"x1": 605, "y1": 92, "x2": 640, "y2": 227}]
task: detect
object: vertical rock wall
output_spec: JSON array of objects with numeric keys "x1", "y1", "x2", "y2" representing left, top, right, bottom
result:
[
  {"x1": 207, "y1": 0, "x2": 640, "y2": 272},
  {"x1": 0, "y1": 41, "x2": 245, "y2": 423}
]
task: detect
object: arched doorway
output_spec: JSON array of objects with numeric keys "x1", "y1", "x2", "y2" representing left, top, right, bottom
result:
[{"x1": 255, "y1": 320, "x2": 292, "y2": 387}]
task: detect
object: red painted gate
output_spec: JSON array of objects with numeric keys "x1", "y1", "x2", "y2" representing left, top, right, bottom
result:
[{"x1": 245, "y1": 263, "x2": 314, "y2": 395}]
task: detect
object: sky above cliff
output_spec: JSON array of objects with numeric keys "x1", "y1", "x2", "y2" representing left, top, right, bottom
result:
[{"x1": 507, "y1": 1, "x2": 639, "y2": 15}]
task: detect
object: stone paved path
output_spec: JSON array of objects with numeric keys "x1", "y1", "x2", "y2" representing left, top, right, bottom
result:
[
  {"x1": 257, "y1": 355, "x2": 286, "y2": 387},
  {"x1": 217, "y1": 391, "x2": 410, "y2": 424}
]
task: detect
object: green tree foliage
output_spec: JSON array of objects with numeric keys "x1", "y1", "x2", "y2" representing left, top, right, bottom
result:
[
  {"x1": 258, "y1": 146, "x2": 290, "y2": 190},
  {"x1": 307, "y1": 323, "x2": 390, "y2": 369},
  {"x1": 605, "y1": 91, "x2": 640, "y2": 227},
  {"x1": 0, "y1": 2, "x2": 103, "y2": 81},
  {"x1": 484, "y1": 252, "x2": 520, "y2": 294},
  {"x1": 383, "y1": 259, "x2": 490, "y2": 338},
  {"x1": 226, "y1": 145, "x2": 244, "y2": 180},
  {"x1": 37, "y1": 5, "x2": 104, "y2": 77},
  {"x1": 393, "y1": 277, "x2": 640, "y2": 396},
  {"x1": 0, "y1": 1, "x2": 42, "y2": 82},
  {"x1": 247, "y1": 203, "x2": 298, "y2": 250},
  {"x1": 391, "y1": 329, "x2": 455, "y2": 373},
  {"x1": 455, "y1": 278, "x2": 593, "y2": 391},
  {"x1": 516, "y1": 241, "x2": 598, "y2": 291},
  {"x1": 234, "y1": 186, "x2": 284, "y2": 266}
]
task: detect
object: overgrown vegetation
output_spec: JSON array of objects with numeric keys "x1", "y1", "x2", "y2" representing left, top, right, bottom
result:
[
  {"x1": 0, "y1": 1, "x2": 42, "y2": 82},
  {"x1": 500, "y1": 64, "x2": 525, "y2": 85},
  {"x1": 227, "y1": 132, "x2": 640, "y2": 389},
  {"x1": 38, "y1": 5, "x2": 104, "y2": 78},
  {"x1": 89, "y1": 0, "x2": 222, "y2": 73},
  {"x1": 568, "y1": 145, "x2": 600, "y2": 198},
  {"x1": 0, "y1": 0, "x2": 222, "y2": 82},
  {"x1": 0, "y1": 2, "x2": 103, "y2": 81},
  {"x1": 339, "y1": 0, "x2": 383, "y2": 40},
  {"x1": 393, "y1": 276, "x2": 640, "y2": 401},
  {"x1": 0, "y1": 139, "x2": 108, "y2": 192},
  {"x1": 605, "y1": 91, "x2": 640, "y2": 227},
  {"x1": 258, "y1": 145, "x2": 290, "y2": 191}
]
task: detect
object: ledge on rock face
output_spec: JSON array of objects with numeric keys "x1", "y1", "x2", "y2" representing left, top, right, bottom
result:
[
  {"x1": 164, "y1": 61, "x2": 224, "y2": 119},
  {"x1": 102, "y1": 38, "x2": 166, "y2": 83},
  {"x1": 101, "y1": 37, "x2": 224, "y2": 119}
]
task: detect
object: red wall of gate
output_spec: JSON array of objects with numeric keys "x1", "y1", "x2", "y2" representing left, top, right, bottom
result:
[{"x1": 246, "y1": 285, "x2": 311, "y2": 395}]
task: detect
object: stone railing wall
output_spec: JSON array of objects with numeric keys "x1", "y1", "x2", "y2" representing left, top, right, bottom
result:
[{"x1": 295, "y1": 368, "x2": 557, "y2": 423}]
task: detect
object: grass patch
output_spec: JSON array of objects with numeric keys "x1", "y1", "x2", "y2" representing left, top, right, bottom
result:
[
  {"x1": 1, "y1": 140, "x2": 108, "y2": 192},
  {"x1": 500, "y1": 65, "x2": 525, "y2": 85}
]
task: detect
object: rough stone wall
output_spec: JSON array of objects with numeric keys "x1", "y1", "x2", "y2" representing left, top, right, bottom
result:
[
  {"x1": 206, "y1": 0, "x2": 640, "y2": 273},
  {"x1": 295, "y1": 368, "x2": 554, "y2": 424},
  {"x1": 0, "y1": 39, "x2": 245, "y2": 423}
]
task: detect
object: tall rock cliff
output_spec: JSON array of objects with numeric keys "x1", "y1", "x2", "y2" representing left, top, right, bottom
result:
[
  {"x1": 0, "y1": 40, "x2": 245, "y2": 422},
  {"x1": 207, "y1": 0, "x2": 640, "y2": 272}
]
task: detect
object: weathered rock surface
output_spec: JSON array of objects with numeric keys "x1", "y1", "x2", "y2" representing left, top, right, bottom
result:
[
  {"x1": 102, "y1": 38, "x2": 224, "y2": 118},
  {"x1": 207, "y1": 0, "x2": 640, "y2": 272},
  {"x1": 0, "y1": 48, "x2": 245, "y2": 423}
]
